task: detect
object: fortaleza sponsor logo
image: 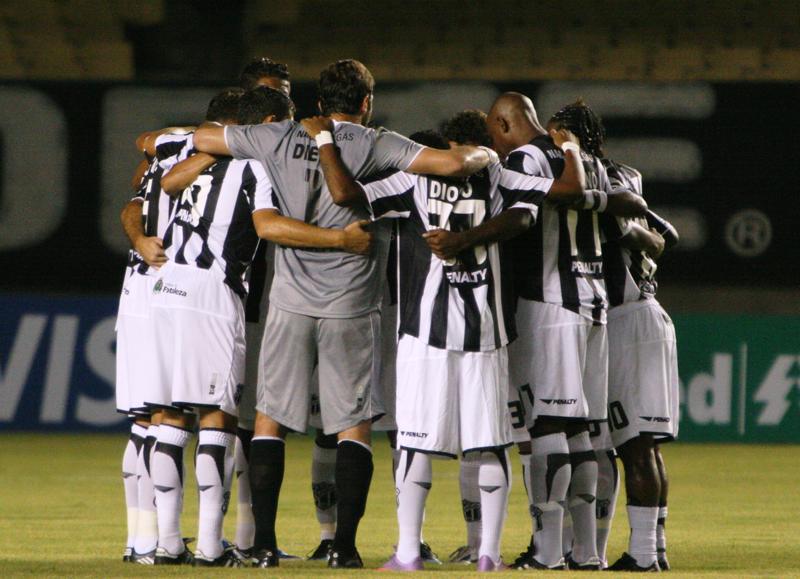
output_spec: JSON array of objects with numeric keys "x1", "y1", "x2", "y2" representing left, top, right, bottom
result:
[
  {"x1": 541, "y1": 398, "x2": 577, "y2": 405},
  {"x1": 400, "y1": 430, "x2": 428, "y2": 439},
  {"x1": 446, "y1": 268, "x2": 488, "y2": 285},
  {"x1": 152, "y1": 279, "x2": 187, "y2": 297}
]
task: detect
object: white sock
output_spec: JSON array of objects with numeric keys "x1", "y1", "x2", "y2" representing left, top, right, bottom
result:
[
  {"x1": 531, "y1": 433, "x2": 571, "y2": 567},
  {"x1": 195, "y1": 429, "x2": 235, "y2": 559},
  {"x1": 519, "y1": 452, "x2": 536, "y2": 537},
  {"x1": 395, "y1": 450, "x2": 431, "y2": 563},
  {"x1": 134, "y1": 424, "x2": 158, "y2": 555},
  {"x1": 627, "y1": 505, "x2": 658, "y2": 567},
  {"x1": 459, "y1": 451, "x2": 482, "y2": 555},
  {"x1": 311, "y1": 443, "x2": 337, "y2": 541},
  {"x1": 478, "y1": 449, "x2": 511, "y2": 563},
  {"x1": 123, "y1": 425, "x2": 144, "y2": 550},
  {"x1": 567, "y1": 432, "x2": 599, "y2": 564},
  {"x1": 233, "y1": 433, "x2": 254, "y2": 551},
  {"x1": 562, "y1": 510, "x2": 573, "y2": 556},
  {"x1": 153, "y1": 424, "x2": 192, "y2": 555},
  {"x1": 596, "y1": 449, "x2": 619, "y2": 566},
  {"x1": 657, "y1": 506, "x2": 668, "y2": 556}
]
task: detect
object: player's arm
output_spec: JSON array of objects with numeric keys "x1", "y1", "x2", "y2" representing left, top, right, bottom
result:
[
  {"x1": 251, "y1": 209, "x2": 372, "y2": 255},
  {"x1": 136, "y1": 126, "x2": 193, "y2": 158},
  {"x1": 192, "y1": 126, "x2": 231, "y2": 156},
  {"x1": 619, "y1": 221, "x2": 666, "y2": 259},
  {"x1": 605, "y1": 189, "x2": 648, "y2": 217},
  {"x1": 424, "y1": 208, "x2": 531, "y2": 261},
  {"x1": 546, "y1": 128, "x2": 586, "y2": 202},
  {"x1": 131, "y1": 158, "x2": 150, "y2": 190},
  {"x1": 646, "y1": 210, "x2": 679, "y2": 249},
  {"x1": 301, "y1": 116, "x2": 366, "y2": 206},
  {"x1": 160, "y1": 153, "x2": 219, "y2": 196},
  {"x1": 406, "y1": 145, "x2": 497, "y2": 178},
  {"x1": 120, "y1": 199, "x2": 167, "y2": 267}
]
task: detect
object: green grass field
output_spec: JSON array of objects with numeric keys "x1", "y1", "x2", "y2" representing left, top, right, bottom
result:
[{"x1": 0, "y1": 434, "x2": 798, "y2": 578}]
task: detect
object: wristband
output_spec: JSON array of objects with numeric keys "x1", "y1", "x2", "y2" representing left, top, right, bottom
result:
[
  {"x1": 478, "y1": 145, "x2": 499, "y2": 165},
  {"x1": 315, "y1": 131, "x2": 334, "y2": 147},
  {"x1": 583, "y1": 189, "x2": 608, "y2": 212},
  {"x1": 560, "y1": 141, "x2": 580, "y2": 155}
]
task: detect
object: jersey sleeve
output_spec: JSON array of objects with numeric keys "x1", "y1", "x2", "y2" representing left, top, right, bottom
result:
[
  {"x1": 360, "y1": 171, "x2": 417, "y2": 219},
  {"x1": 494, "y1": 164, "x2": 552, "y2": 217},
  {"x1": 370, "y1": 128, "x2": 425, "y2": 173},
  {"x1": 225, "y1": 122, "x2": 285, "y2": 160},
  {"x1": 506, "y1": 147, "x2": 549, "y2": 177},
  {"x1": 248, "y1": 161, "x2": 278, "y2": 213},
  {"x1": 155, "y1": 133, "x2": 191, "y2": 171}
]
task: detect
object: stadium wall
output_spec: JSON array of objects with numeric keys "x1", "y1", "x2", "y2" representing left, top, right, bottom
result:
[{"x1": 1, "y1": 80, "x2": 798, "y2": 439}]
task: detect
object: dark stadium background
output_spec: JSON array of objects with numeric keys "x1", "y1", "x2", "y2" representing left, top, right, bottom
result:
[{"x1": 0, "y1": 0, "x2": 798, "y2": 440}]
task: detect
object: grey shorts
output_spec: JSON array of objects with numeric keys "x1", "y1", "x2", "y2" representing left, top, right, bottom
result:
[{"x1": 257, "y1": 306, "x2": 383, "y2": 435}]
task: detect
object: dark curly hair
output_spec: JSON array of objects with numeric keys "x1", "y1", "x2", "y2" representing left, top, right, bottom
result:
[
  {"x1": 237, "y1": 86, "x2": 294, "y2": 125},
  {"x1": 440, "y1": 109, "x2": 492, "y2": 147},
  {"x1": 206, "y1": 87, "x2": 245, "y2": 123},
  {"x1": 239, "y1": 57, "x2": 290, "y2": 91},
  {"x1": 549, "y1": 98, "x2": 606, "y2": 158},
  {"x1": 409, "y1": 130, "x2": 449, "y2": 150},
  {"x1": 317, "y1": 60, "x2": 374, "y2": 116}
]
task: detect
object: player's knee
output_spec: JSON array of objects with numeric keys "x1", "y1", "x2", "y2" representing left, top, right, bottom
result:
[{"x1": 315, "y1": 430, "x2": 338, "y2": 449}]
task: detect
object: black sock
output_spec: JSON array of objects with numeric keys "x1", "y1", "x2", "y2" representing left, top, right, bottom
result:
[
  {"x1": 248, "y1": 438, "x2": 285, "y2": 553},
  {"x1": 333, "y1": 440, "x2": 374, "y2": 554}
]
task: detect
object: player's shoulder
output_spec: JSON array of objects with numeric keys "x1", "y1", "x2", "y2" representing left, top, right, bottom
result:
[{"x1": 603, "y1": 157, "x2": 640, "y2": 179}]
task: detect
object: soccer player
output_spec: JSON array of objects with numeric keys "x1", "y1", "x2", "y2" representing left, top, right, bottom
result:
[
  {"x1": 303, "y1": 112, "x2": 587, "y2": 571},
  {"x1": 487, "y1": 92, "x2": 646, "y2": 570},
  {"x1": 191, "y1": 59, "x2": 498, "y2": 568},
  {"x1": 566, "y1": 101, "x2": 679, "y2": 572},
  {"x1": 239, "y1": 56, "x2": 291, "y2": 95}
]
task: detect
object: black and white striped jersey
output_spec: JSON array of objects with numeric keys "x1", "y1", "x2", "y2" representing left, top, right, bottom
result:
[
  {"x1": 600, "y1": 159, "x2": 673, "y2": 308},
  {"x1": 506, "y1": 135, "x2": 611, "y2": 324},
  {"x1": 127, "y1": 132, "x2": 193, "y2": 276},
  {"x1": 163, "y1": 136, "x2": 273, "y2": 299},
  {"x1": 362, "y1": 162, "x2": 551, "y2": 352}
]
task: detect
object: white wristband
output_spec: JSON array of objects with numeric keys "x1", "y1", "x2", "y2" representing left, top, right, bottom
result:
[
  {"x1": 315, "y1": 131, "x2": 334, "y2": 147},
  {"x1": 583, "y1": 189, "x2": 608, "y2": 212},
  {"x1": 561, "y1": 141, "x2": 580, "y2": 155}
]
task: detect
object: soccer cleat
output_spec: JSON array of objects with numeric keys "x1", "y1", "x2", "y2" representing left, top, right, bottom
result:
[
  {"x1": 154, "y1": 546, "x2": 194, "y2": 565},
  {"x1": 510, "y1": 541, "x2": 565, "y2": 570},
  {"x1": 476, "y1": 555, "x2": 508, "y2": 572},
  {"x1": 278, "y1": 547, "x2": 301, "y2": 560},
  {"x1": 307, "y1": 539, "x2": 334, "y2": 561},
  {"x1": 132, "y1": 549, "x2": 155, "y2": 565},
  {"x1": 448, "y1": 544, "x2": 477, "y2": 564},
  {"x1": 193, "y1": 546, "x2": 245, "y2": 567},
  {"x1": 122, "y1": 547, "x2": 133, "y2": 563},
  {"x1": 606, "y1": 552, "x2": 660, "y2": 572},
  {"x1": 328, "y1": 548, "x2": 364, "y2": 569},
  {"x1": 420, "y1": 542, "x2": 442, "y2": 564},
  {"x1": 254, "y1": 549, "x2": 280, "y2": 568},
  {"x1": 567, "y1": 554, "x2": 603, "y2": 570},
  {"x1": 378, "y1": 554, "x2": 424, "y2": 571},
  {"x1": 658, "y1": 552, "x2": 670, "y2": 571}
]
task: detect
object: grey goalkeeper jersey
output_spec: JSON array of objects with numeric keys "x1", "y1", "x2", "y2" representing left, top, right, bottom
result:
[{"x1": 225, "y1": 120, "x2": 423, "y2": 318}]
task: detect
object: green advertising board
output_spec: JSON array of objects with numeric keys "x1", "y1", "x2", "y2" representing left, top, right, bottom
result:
[{"x1": 674, "y1": 314, "x2": 800, "y2": 443}]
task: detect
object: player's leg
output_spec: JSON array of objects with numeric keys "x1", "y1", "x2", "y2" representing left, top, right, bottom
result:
[
  {"x1": 308, "y1": 429, "x2": 338, "y2": 559},
  {"x1": 250, "y1": 306, "x2": 315, "y2": 567},
  {"x1": 655, "y1": 445, "x2": 670, "y2": 571},
  {"x1": 451, "y1": 453, "x2": 482, "y2": 563},
  {"x1": 233, "y1": 426, "x2": 255, "y2": 556},
  {"x1": 133, "y1": 410, "x2": 160, "y2": 563},
  {"x1": 122, "y1": 419, "x2": 146, "y2": 561},
  {"x1": 317, "y1": 312, "x2": 383, "y2": 568},
  {"x1": 593, "y1": 424, "x2": 620, "y2": 568}
]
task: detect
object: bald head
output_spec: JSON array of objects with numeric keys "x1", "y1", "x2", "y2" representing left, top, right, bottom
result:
[{"x1": 486, "y1": 91, "x2": 545, "y2": 157}]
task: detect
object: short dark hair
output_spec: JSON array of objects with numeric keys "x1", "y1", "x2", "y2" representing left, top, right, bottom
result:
[
  {"x1": 549, "y1": 98, "x2": 606, "y2": 157},
  {"x1": 409, "y1": 130, "x2": 449, "y2": 150},
  {"x1": 239, "y1": 57, "x2": 290, "y2": 90},
  {"x1": 237, "y1": 86, "x2": 294, "y2": 125},
  {"x1": 317, "y1": 59, "x2": 374, "y2": 116},
  {"x1": 206, "y1": 88, "x2": 245, "y2": 123},
  {"x1": 440, "y1": 109, "x2": 491, "y2": 147}
]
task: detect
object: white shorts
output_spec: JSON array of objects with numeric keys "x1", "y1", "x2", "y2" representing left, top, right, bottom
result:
[
  {"x1": 372, "y1": 299, "x2": 397, "y2": 431},
  {"x1": 115, "y1": 269, "x2": 159, "y2": 415},
  {"x1": 507, "y1": 381, "x2": 531, "y2": 445},
  {"x1": 607, "y1": 300, "x2": 679, "y2": 448},
  {"x1": 395, "y1": 334, "x2": 512, "y2": 457},
  {"x1": 511, "y1": 300, "x2": 608, "y2": 426},
  {"x1": 148, "y1": 262, "x2": 246, "y2": 417}
]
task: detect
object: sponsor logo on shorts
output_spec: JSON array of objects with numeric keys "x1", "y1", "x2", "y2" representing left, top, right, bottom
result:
[
  {"x1": 640, "y1": 416, "x2": 670, "y2": 423},
  {"x1": 209, "y1": 373, "x2": 217, "y2": 396},
  {"x1": 153, "y1": 278, "x2": 187, "y2": 297},
  {"x1": 153, "y1": 279, "x2": 163, "y2": 294},
  {"x1": 400, "y1": 430, "x2": 428, "y2": 439},
  {"x1": 540, "y1": 398, "x2": 577, "y2": 405}
]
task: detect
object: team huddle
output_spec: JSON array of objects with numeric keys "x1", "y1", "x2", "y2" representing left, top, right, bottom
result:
[{"x1": 115, "y1": 57, "x2": 679, "y2": 572}]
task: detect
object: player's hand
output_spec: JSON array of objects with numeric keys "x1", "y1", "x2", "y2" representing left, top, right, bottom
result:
[
  {"x1": 423, "y1": 229, "x2": 467, "y2": 260},
  {"x1": 549, "y1": 127, "x2": 580, "y2": 149},
  {"x1": 134, "y1": 236, "x2": 168, "y2": 268},
  {"x1": 341, "y1": 219, "x2": 373, "y2": 255},
  {"x1": 301, "y1": 116, "x2": 334, "y2": 138},
  {"x1": 649, "y1": 228, "x2": 666, "y2": 259}
]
